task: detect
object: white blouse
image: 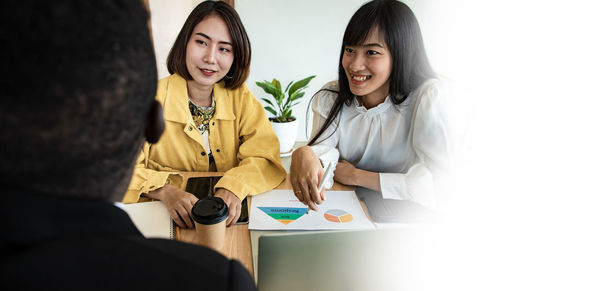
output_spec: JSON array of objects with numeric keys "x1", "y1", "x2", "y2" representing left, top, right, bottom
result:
[{"x1": 310, "y1": 79, "x2": 449, "y2": 209}]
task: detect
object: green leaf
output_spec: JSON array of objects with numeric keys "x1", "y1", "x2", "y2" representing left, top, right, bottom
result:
[
  {"x1": 261, "y1": 98, "x2": 275, "y2": 107},
  {"x1": 264, "y1": 106, "x2": 278, "y2": 117},
  {"x1": 288, "y1": 75, "x2": 316, "y2": 96},
  {"x1": 256, "y1": 81, "x2": 281, "y2": 99},
  {"x1": 282, "y1": 94, "x2": 293, "y2": 109},
  {"x1": 282, "y1": 107, "x2": 292, "y2": 119},
  {"x1": 271, "y1": 78, "x2": 281, "y2": 93},
  {"x1": 289, "y1": 91, "x2": 305, "y2": 102},
  {"x1": 276, "y1": 91, "x2": 285, "y2": 105},
  {"x1": 284, "y1": 81, "x2": 293, "y2": 94},
  {"x1": 282, "y1": 91, "x2": 303, "y2": 111}
]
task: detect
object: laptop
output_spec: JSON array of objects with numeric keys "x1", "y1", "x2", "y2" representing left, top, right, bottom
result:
[{"x1": 256, "y1": 227, "x2": 434, "y2": 291}]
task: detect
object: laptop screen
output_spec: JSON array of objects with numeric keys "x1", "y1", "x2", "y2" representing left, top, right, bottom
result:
[{"x1": 257, "y1": 227, "x2": 434, "y2": 291}]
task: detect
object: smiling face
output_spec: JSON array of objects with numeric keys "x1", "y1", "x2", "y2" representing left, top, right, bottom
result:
[
  {"x1": 342, "y1": 27, "x2": 392, "y2": 101},
  {"x1": 185, "y1": 14, "x2": 234, "y2": 87}
]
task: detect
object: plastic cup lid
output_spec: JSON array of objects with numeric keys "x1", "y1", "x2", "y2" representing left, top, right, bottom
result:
[{"x1": 191, "y1": 197, "x2": 228, "y2": 225}]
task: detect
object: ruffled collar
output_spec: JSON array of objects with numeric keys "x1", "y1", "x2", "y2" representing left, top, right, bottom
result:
[{"x1": 352, "y1": 95, "x2": 394, "y2": 116}]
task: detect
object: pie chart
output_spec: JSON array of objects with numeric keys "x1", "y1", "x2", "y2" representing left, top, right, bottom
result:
[{"x1": 324, "y1": 209, "x2": 353, "y2": 223}]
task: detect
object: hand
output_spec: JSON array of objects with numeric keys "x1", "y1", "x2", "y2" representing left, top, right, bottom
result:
[
  {"x1": 334, "y1": 160, "x2": 359, "y2": 186},
  {"x1": 147, "y1": 184, "x2": 198, "y2": 229},
  {"x1": 290, "y1": 146, "x2": 325, "y2": 211},
  {"x1": 214, "y1": 188, "x2": 241, "y2": 227},
  {"x1": 334, "y1": 160, "x2": 382, "y2": 191}
]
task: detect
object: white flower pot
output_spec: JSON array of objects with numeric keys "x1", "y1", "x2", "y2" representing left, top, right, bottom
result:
[{"x1": 270, "y1": 118, "x2": 298, "y2": 154}]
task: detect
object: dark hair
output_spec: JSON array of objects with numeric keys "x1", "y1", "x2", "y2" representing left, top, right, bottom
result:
[
  {"x1": 309, "y1": 0, "x2": 436, "y2": 145},
  {"x1": 166, "y1": 1, "x2": 251, "y2": 89},
  {"x1": 0, "y1": 0, "x2": 157, "y2": 200}
]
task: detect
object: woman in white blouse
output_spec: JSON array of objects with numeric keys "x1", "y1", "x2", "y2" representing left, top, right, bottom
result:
[{"x1": 290, "y1": 0, "x2": 449, "y2": 210}]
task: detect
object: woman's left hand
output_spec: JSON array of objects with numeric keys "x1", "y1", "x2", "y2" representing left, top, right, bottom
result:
[
  {"x1": 333, "y1": 160, "x2": 358, "y2": 186},
  {"x1": 214, "y1": 188, "x2": 241, "y2": 227},
  {"x1": 334, "y1": 160, "x2": 382, "y2": 191}
]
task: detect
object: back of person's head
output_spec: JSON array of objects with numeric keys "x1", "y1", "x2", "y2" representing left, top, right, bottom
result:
[
  {"x1": 338, "y1": 0, "x2": 435, "y2": 105},
  {"x1": 0, "y1": 0, "x2": 157, "y2": 201},
  {"x1": 167, "y1": 0, "x2": 251, "y2": 89}
]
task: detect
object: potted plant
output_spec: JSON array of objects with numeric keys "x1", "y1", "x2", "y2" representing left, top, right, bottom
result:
[{"x1": 256, "y1": 75, "x2": 316, "y2": 155}]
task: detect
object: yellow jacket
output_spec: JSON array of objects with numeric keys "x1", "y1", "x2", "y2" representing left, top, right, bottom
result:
[{"x1": 122, "y1": 74, "x2": 286, "y2": 203}]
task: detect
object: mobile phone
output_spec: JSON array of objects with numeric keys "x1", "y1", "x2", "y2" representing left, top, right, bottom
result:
[
  {"x1": 185, "y1": 176, "x2": 217, "y2": 199},
  {"x1": 185, "y1": 176, "x2": 249, "y2": 224}
]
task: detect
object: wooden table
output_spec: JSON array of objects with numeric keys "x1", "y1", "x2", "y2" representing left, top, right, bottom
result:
[{"x1": 177, "y1": 172, "x2": 352, "y2": 278}]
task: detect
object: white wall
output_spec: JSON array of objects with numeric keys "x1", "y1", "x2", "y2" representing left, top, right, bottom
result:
[
  {"x1": 149, "y1": 0, "x2": 464, "y2": 141},
  {"x1": 149, "y1": 0, "x2": 204, "y2": 78}
]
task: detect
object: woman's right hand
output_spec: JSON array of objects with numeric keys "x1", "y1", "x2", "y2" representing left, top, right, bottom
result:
[
  {"x1": 146, "y1": 184, "x2": 198, "y2": 229},
  {"x1": 290, "y1": 146, "x2": 325, "y2": 211}
]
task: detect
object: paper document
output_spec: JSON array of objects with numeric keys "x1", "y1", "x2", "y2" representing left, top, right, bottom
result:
[
  {"x1": 120, "y1": 201, "x2": 175, "y2": 239},
  {"x1": 249, "y1": 190, "x2": 374, "y2": 230}
]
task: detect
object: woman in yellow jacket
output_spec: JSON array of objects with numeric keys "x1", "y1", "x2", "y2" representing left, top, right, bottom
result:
[{"x1": 123, "y1": 1, "x2": 286, "y2": 228}]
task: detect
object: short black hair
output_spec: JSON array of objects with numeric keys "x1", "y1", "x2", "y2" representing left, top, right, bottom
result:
[
  {"x1": 0, "y1": 0, "x2": 157, "y2": 200},
  {"x1": 166, "y1": 0, "x2": 251, "y2": 89}
]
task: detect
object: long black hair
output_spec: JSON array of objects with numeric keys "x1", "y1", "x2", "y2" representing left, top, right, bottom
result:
[{"x1": 308, "y1": 0, "x2": 436, "y2": 145}]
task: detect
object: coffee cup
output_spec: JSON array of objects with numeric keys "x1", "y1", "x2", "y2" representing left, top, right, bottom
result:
[{"x1": 190, "y1": 197, "x2": 228, "y2": 251}]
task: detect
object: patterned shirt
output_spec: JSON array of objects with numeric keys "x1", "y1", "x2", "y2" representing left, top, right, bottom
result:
[{"x1": 189, "y1": 99, "x2": 215, "y2": 134}]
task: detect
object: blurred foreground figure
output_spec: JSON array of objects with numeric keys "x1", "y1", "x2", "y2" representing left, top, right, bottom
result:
[{"x1": 0, "y1": 1, "x2": 256, "y2": 290}]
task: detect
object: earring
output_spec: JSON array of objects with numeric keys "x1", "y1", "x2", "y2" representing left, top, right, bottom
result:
[{"x1": 224, "y1": 69, "x2": 234, "y2": 79}]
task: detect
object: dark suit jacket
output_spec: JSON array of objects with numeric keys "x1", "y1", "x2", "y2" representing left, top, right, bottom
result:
[{"x1": 0, "y1": 187, "x2": 257, "y2": 291}]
